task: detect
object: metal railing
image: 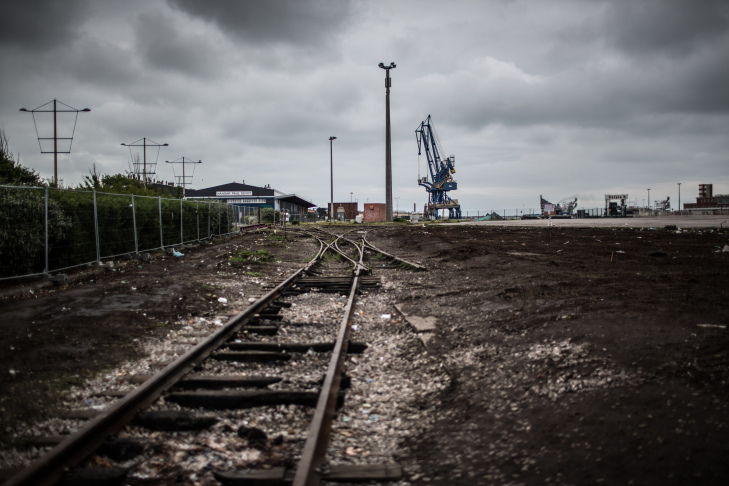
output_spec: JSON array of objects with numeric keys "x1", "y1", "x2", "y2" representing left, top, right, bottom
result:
[{"x1": 0, "y1": 185, "x2": 240, "y2": 281}]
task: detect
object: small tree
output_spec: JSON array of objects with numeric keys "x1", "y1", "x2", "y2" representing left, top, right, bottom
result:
[
  {"x1": 261, "y1": 207, "x2": 280, "y2": 223},
  {"x1": 0, "y1": 128, "x2": 42, "y2": 186}
]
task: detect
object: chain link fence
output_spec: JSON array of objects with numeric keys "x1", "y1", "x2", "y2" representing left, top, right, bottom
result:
[{"x1": 0, "y1": 185, "x2": 239, "y2": 281}]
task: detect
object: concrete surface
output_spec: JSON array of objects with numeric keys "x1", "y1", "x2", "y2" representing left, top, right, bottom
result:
[{"x1": 452, "y1": 215, "x2": 728, "y2": 229}]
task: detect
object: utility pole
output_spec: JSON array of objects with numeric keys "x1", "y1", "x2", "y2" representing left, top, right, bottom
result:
[
  {"x1": 647, "y1": 188, "x2": 651, "y2": 210},
  {"x1": 20, "y1": 99, "x2": 90, "y2": 186},
  {"x1": 329, "y1": 136, "x2": 336, "y2": 222},
  {"x1": 677, "y1": 182, "x2": 681, "y2": 211},
  {"x1": 379, "y1": 62, "x2": 396, "y2": 222},
  {"x1": 165, "y1": 157, "x2": 201, "y2": 198},
  {"x1": 122, "y1": 138, "x2": 169, "y2": 186}
]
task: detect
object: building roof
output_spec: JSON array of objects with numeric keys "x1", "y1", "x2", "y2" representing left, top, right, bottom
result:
[
  {"x1": 186, "y1": 182, "x2": 274, "y2": 198},
  {"x1": 276, "y1": 193, "x2": 317, "y2": 208},
  {"x1": 185, "y1": 182, "x2": 316, "y2": 208}
]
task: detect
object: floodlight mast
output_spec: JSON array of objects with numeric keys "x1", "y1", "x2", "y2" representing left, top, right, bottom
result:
[
  {"x1": 19, "y1": 99, "x2": 91, "y2": 186},
  {"x1": 165, "y1": 157, "x2": 201, "y2": 198},
  {"x1": 378, "y1": 62, "x2": 396, "y2": 222},
  {"x1": 121, "y1": 138, "x2": 169, "y2": 186}
]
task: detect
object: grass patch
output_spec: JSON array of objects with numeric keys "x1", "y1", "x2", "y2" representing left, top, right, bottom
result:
[{"x1": 230, "y1": 249, "x2": 274, "y2": 263}]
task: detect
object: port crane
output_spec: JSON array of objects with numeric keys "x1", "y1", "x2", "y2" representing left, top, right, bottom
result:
[{"x1": 415, "y1": 115, "x2": 461, "y2": 219}]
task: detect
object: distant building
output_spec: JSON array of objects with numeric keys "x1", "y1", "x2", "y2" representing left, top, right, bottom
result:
[
  {"x1": 186, "y1": 182, "x2": 316, "y2": 220},
  {"x1": 364, "y1": 203, "x2": 387, "y2": 222},
  {"x1": 327, "y1": 202, "x2": 358, "y2": 221},
  {"x1": 683, "y1": 183, "x2": 729, "y2": 210}
]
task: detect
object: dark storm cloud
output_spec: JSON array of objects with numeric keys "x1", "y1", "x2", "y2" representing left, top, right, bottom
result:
[
  {"x1": 0, "y1": 0, "x2": 90, "y2": 51},
  {"x1": 167, "y1": 0, "x2": 352, "y2": 47},
  {"x1": 603, "y1": 0, "x2": 729, "y2": 57},
  {"x1": 134, "y1": 11, "x2": 223, "y2": 78}
]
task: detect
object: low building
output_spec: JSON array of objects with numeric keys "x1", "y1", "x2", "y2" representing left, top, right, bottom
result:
[
  {"x1": 327, "y1": 202, "x2": 358, "y2": 221},
  {"x1": 364, "y1": 203, "x2": 386, "y2": 222},
  {"x1": 684, "y1": 184, "x2": 729, "y2": 210},
  {"x1": 186, "y1": 182, "x2": 316, "y2": 221}
]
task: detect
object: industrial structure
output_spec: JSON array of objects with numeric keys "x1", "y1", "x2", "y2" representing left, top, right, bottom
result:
[
  {"x1": 604, "y1": 194, "x2": 628, "y2": 216},
  {"x1": 540, "y1": 195, "x2": 578, "y2": 216},
  {"x1": 415, "y1": 115, "x2": 461, "y2": 219}
]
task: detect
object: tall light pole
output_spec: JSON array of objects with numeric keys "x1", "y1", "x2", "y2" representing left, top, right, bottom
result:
[
  {"x1": 677, "y1": 182, "x2": 681, "y2": 212},
  {"x1": 350, "y1": 192, "x2": 353, "y2": 203},
  {"x1": 122, "y1": 138, "x2": 168, "y2": 185},
  {"x1": 165, "y1": 157, "x2": 201, "y2": 198},
  {"x1": 329, "y1": 136, "x2": 336, "y2": 222},
  {"x1": 20, "y1": 99, "x2": 90, "y2": 186},
  {"x1": 647, "y1": 188, "x2": 651, "y2": 210},
  {"x1": 395, "y1": 196, "x2": 400, "y2": 217},
  {"x1": 379, "y1": 62, "x2": 396, "y2": 222}
]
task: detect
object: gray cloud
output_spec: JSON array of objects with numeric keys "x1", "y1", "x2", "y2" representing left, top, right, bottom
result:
[
  {"x1": 134, "y1": 11, "x2": 226, "y2": 79},
  {"x1": 167, "y1": 0, "x2": 353, "y2": 48},
  {"x1": 603, "y1": 0, "x2": 729, "y2": 58},
  {"x1": 0, "y1": 0, "x2": 90, "y2": 51}
]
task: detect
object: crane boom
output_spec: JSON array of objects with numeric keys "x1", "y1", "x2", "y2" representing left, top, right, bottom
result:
[{"x1": 415, "y1": 115, "x2": 461, "y2": 219}]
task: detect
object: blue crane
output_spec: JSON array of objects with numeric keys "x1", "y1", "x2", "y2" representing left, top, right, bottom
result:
[{"x1": 415, "y1": 114, "x2": 461, "y2": 219}]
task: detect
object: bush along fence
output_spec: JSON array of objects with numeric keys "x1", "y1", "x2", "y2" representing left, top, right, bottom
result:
[{"x1": 0, "y1": 185, "x2": 240, "y2": 281}]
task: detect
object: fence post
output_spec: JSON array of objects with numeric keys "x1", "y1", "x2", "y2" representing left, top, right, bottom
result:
[
  {"x1": 44, "y1": 186, "x2": 49, "y2": 274},
  {"x1": 180, "y1": 198, "x2": 184, "y2": 244},
  {"x1": 93, "y1": 189, "x2": 101, "y2": 264},
  {"x1": 159, "y1": 196, "x2": 164, "y2": 249},
  {"x1": 132, "y1": 194, "x2": 138, "y2": 254}
]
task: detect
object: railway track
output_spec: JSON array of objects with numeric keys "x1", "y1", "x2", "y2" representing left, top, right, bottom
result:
[{"x1": 4, "y1": 229, "x2": 427, "y2": 486}]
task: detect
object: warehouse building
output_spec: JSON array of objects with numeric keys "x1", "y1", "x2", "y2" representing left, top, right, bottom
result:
[{"x1": 185, "y1": 182, "x2": 316, "y2": 221}]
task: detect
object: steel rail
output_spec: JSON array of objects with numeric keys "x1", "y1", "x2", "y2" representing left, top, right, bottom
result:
[
  {"x1": 362, "y1": 233, "x2": 427, "y2": 271},
  {"x1": 291, "y1": 236, "x2": 366, "y2": 486},
  {"x1": 5, "y1": 239, "x2": 325, "y2": 486}
]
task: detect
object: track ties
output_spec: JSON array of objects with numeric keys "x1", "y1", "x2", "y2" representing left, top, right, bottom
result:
[
  {"x1": 165, "y1": 389, "x2": 320, "y2": 409},
  {"x1": 215, "y1": 463, "x2": 403, "y2": 485}
]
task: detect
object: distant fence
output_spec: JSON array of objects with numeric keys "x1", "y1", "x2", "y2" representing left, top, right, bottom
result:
[{"x1": 0, "y1": 185, "x2": 241, "y2": 281}]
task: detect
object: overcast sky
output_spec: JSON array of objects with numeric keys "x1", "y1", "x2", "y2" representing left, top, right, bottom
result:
[{"x1": 1, "y1": 0, "x2": 727, "y2": 213}]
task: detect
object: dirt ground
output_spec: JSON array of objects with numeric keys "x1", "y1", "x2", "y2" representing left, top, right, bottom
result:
[
  {"x1": 369, "y1": 223, "x2": 729, "y2": 486},
  {"x1": 1, "y1": 222, "x2": 728, "y2": 485},
  {"x1": 0, "y1": 230, "x2": 317, "y2": 449}
]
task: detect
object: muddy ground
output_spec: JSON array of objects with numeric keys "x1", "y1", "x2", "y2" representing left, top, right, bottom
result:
[
  {"x1": 370, "y1": 223, "x2": 729, "y2": 486},
  {"x1": 1, "y1": 223, "x2": 728, "y2": 485}
]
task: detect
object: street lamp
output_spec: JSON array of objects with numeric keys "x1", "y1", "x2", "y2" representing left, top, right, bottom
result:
[
  {"x1": 379, "y1": 61, "x2": 396, "y2": 222},
  {"x1": 647, "y1": 188, "x2": 651, "y2": 210},
  {"x1": 677, "y1": 182, "x2": 681, "y2": 212},
  {"x1": 122, "y1": 138, "x2": 169, "y2": 186},
  {"x1": 329, "y1": 136, "x2": 336, "y2": 222},
  {"x1": 395, "y1": 196, "x2": 400, "y2": 217},
  {"x1": 19, "y1": 99, "x2": 91, "y2": 186},
  {"x1": 165, "y1": 157, "x2": 202, "y2": 198}
]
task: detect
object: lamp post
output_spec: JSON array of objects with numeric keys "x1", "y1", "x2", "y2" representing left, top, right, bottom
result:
[
  {"x1": 20, "y1": 99, "x2": 90, "y2": 186},
  {"x1": 350, "y1": 192, "x2": 353, "y2": 203},
  {"x1": 122, "y1": 138, "x2": 169, "y2": 186},
  {"x1": 677, "y1": 182, "x2": 681, "y2": 212},
  {"x1": 379, "y1": 62, "x2": 396, "y2": 222},
  {"x1": 329, "y1": 136, "x2": 336, "y2": 222},
  {"x1": 395, "y1": 197, "x2": 400, "y2": 217},
  {"x1": 165, "y1": 157, "x2": 202, "y2": 198},
  {"x1": 647, "y1": 188, "x2": 651, "y2": 210}
]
